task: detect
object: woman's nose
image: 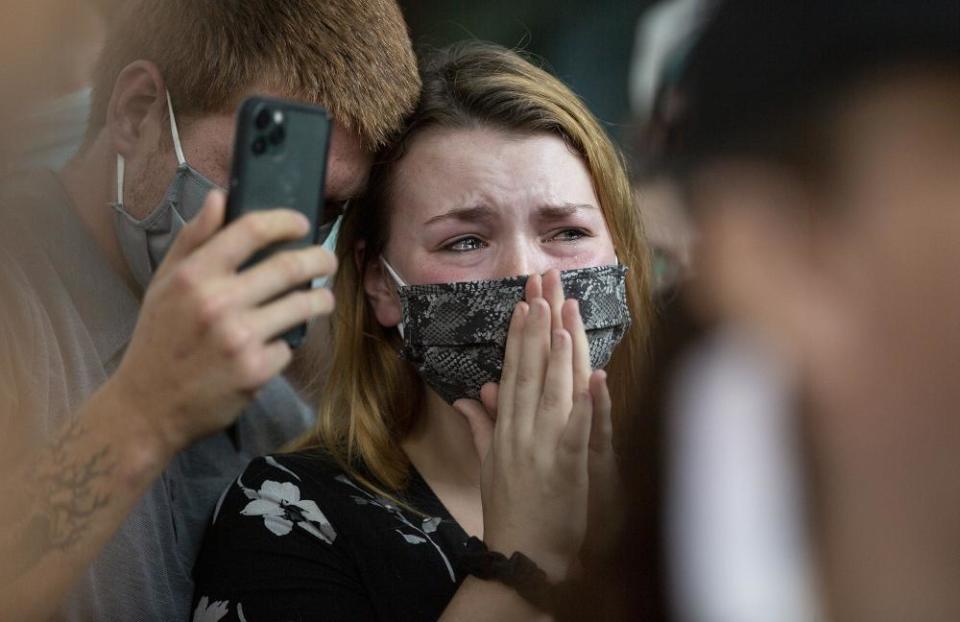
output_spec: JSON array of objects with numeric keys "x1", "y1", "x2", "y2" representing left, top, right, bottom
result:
[{"x1": 496, "y1": 243, "x2": 548, "y2": 279}]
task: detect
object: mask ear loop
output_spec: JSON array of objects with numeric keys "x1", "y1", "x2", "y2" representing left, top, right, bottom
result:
[
  {"x1": 115, "y1": 153, "x2": 125, "y2": 206},
  {"x1": 380, "y1": 256, "x2": 408, "y2": 288},
  {"x1": 380, "y1": 257, "x2": 408, "y2": 338},
  {"x1": 115, "y1": 90, "x2": 184, "y2": 208},
  {"x1": 165, "y1": 90, "x2": 186, "y2": 166}
]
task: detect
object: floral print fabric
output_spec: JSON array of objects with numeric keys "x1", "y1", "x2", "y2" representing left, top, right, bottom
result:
[{"x1": 192, "y1": 452, "x2": 468, "y2": 621}]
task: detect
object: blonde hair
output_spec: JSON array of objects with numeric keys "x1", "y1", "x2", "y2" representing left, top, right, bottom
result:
[
  {"x1": 292, "y1": 42, "x2": 652, "y2": 499},
  {"x1": 87, "y1": 0, "x2": 420, "y2": 149}
]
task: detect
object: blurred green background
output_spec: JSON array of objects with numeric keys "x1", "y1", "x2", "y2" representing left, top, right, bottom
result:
[{"x1": 400, "y1": 1, "x2": 656, "y2": 154}]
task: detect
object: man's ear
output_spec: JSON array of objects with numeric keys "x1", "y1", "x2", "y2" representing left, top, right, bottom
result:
[
  {"x1": 359, "y1": 240, "x2": 402, "y2": 329},
  {"x1": 106, "y1": 60, "x2": 167, "y2": 159},
  {"x1": 692, "y1": 163, "x2": 841, "y2": 362}
]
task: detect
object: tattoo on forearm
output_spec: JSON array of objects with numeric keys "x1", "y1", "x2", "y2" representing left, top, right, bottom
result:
[
  {"x1": 0, "y1": 421, "x2": 116, "y2": 586},
  {"x1": 32, "y1": 419, "x2": 117, "y2": 553},
  {"x1": 0, "y1": 421, "x2": 116, "y2": 579},
  {"x1": 2, "y1": 419, "x2": 118, "y2": 582},
  {"x1": 34, "y1": 420, "x2": 116, "y2": 551}
]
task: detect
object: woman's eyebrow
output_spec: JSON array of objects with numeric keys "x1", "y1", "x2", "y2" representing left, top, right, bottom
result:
[
  {"x1": 424, "y1": 205, "x2": 498, "y2": 226},
  {"x1": 535, "y1": 203, "x2": 598, "y2": 220}
]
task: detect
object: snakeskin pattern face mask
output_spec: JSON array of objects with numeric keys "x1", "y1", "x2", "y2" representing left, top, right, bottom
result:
[{"x1": 381, "y1": 259, "x2": 632, "y2": 403}]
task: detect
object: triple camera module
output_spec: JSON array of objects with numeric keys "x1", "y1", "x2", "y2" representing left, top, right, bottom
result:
[{"x1": 251, "y1": 107, "x2": 286, "y2": 155}]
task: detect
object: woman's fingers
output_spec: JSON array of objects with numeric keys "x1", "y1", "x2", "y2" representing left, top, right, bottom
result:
[
  {"x1": 525, "y1": 271, "x2": 542, "y2": 302},
  {"x1": 479, "y1": 271, "x2": 596, "y2": 582},
  {"x1": 495, "y1": 302, "x2": 528, "y2": 442},
  {"x1": 582, "y1": 369, "x2": 623, "y2": 563},
  {"x1": 536, "y1": 329, "x2": 574, "y2": 438},
  {"x1": 588, "y1": 369, "x2": 613, "y2": 452},
  {"x1": 556, "y1": 385, "x2": 592, "y2": 483},
  {"x1": 542, "y1": 269, "x2": 565, "y2": 331},
  {"x1": 563, "y1": 299, "x2": 593, "y2": 395},
  {"x1": 511, "y1": 298, "x2": 551, "y2": 441}
]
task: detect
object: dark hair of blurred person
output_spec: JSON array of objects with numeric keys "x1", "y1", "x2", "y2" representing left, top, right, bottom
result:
[
  {"x1": 0, "y1": 1, "x2": 420, "y2": 621},
  {"x1": 663, "y1": 1, "x2": 960, "y2": 621}
]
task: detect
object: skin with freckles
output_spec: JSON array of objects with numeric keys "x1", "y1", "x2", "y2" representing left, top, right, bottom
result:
[{"x1": 371, "y1": 126, "x2": 617, "y2": 328}]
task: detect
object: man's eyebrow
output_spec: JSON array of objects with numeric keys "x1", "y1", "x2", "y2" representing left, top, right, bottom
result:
[{"x1": 424, "y1": 205, "x2": 498, "y2": 226}]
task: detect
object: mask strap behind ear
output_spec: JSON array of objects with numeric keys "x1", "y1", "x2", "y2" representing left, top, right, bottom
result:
[
  {"x1": 116, "y1": 153, "x2": 125, "y2": 204},
  {"x1": 165, "y1": 90, "x2": 186, "y2": 166},
  {"x1": 380, "y1": 256, "x2": 408, "y2": 289},
  {"x1": 380, "y1": 257, "x2": 407, "y2": 338}
]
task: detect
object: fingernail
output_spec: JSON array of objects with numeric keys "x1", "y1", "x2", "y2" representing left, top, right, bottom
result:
[{"x1": 552, "y1": 330, "x2": 565, "y2": 348}]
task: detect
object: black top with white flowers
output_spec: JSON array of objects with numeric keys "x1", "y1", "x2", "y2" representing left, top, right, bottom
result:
[{"x1": 191, "y1": 452, "x2": 469, "y2": 622}]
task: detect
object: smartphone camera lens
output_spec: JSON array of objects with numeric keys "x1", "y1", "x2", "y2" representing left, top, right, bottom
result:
[
  {"x1": 255, "y1": 109, "x2": 271, "y2": 129},
  {"x1": 268, "y1": 125, "x2": 286, "y2": 146},
  {"x1": 252, "y1": 137, "x2": 267, "y2": 155}
]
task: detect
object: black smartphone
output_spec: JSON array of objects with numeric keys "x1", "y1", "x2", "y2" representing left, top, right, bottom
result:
[{"x1": 225, "y1": 96, "x2": 332, "y2": 348}]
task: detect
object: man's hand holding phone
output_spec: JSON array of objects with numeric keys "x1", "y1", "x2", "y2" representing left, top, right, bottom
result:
[{"x1": 106, "y1": 190, "x2": 336, "y2": 457}]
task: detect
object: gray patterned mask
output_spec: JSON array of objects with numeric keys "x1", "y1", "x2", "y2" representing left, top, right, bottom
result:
[{"x1": 382, "y1": 260, "x2": 632, "y2": 403}]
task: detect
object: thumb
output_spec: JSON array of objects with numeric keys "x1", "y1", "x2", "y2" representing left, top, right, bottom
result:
[
  {"x1": 479, "y1": 382, "x2": 499, "y2": 421},
  {"x1": 453, "y1": 398, "x2": 495, "y2": 463}
]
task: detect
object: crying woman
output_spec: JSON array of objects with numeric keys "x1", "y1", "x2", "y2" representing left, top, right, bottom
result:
[{"x1": 191, "y1": 42, "x2": 652, "y2": 622}]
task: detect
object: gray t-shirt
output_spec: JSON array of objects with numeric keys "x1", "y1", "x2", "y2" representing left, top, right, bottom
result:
[{"x1": 0, "y1": 170, "x2": 315, "y2": 621}]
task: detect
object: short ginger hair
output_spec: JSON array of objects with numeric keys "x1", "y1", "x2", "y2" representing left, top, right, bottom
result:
[{"x1": 87, "y1": 0, "x2": 420, "y2": 149}]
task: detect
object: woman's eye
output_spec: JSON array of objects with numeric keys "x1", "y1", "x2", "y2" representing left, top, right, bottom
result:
[
  {"x1": 549, "y1": 228, "x2": 589, "y2": 242},
  {"x1": 445, "y1": 236, "x2": 487, "y2": 252}
]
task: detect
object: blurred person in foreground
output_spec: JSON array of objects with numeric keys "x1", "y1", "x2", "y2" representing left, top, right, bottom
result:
[
  {"x1": 629, "y1": 0, "x2": 708, "y2": 294},
  {"x1": 0, "y1": 0, "x2": 102, "y2": 171},
  {"x1": 192, "y1": 42, "x2": 652, "y2": 622},
  {"x1": 0, "y1": 0, "x2": 118, "y2": 173},
  {"x1": 0, "y1": 1, "x2": 419, "y2": 620},
  {"x1": 666, "y1": 1, "x2": 960, "y2": 621}
]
